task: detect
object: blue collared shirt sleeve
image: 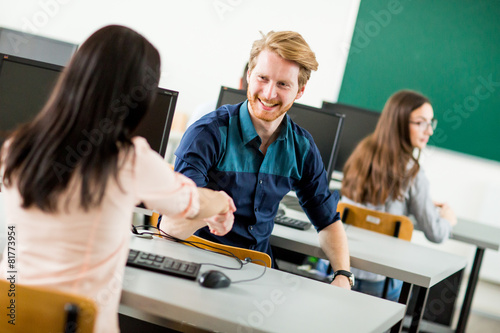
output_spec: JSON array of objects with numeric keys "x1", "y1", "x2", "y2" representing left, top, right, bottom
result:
[
  {"x1": 174, "y1": 117, "x2": 222, "y2": 187},
  {"x1": 294, "y1": 138, "x2": 341, "y2": 231}
]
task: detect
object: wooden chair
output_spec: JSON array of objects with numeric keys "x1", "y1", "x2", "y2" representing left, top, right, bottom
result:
[
  {"x1": 0, "y1": 279, "x2": 97, "y2": 333},
  {"x1": 185, "y1": 235, "x2": 272, "y2": 268},
  {"x1": 150, "y1": 212, "x2": 272, "y2": 268},
  {"x1": 337, "y1": 202, "x2": 414, "y2": 298}
]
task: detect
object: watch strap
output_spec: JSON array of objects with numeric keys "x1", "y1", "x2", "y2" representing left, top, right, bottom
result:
[{"x1": 333, "y1": 270, "x2": 354, "y2": 287}]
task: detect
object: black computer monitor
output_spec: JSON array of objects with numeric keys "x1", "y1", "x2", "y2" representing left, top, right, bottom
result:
[
  {"x1": 216, "y1": 86, "x2": 345, "y2": 182},
  {"x1": 322, "y1": 101, "x2": 380, "y2": 174},
  {"x1": 131, "y1": 88, "x2": 178, "y2": 158},
  {"x1": 0, "y1": 27, "x2": 77, "y2": 66},
  {"x1": 0, "y1": 53, "x2": 63, "y2": 144},
  {"x1": 0, "y1": 53, "x2": 177, "y2": 159},
  {"x1": 288, "y1": 104, "x2": 344, "y2": 183},
  {"x1": 132, "y1": 88, "x2": 178, "y2": 216},
  {"x1": 216, "y1": 86, "x2": 247, "y2": 108}
]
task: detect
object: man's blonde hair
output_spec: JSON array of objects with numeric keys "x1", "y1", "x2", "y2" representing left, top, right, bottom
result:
[{"x1": 248, "y1": 31, "x2": 318, "y2": 90}]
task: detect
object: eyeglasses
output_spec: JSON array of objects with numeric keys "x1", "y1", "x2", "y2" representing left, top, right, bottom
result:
[{"x1": 409, "y1": 118, "x2": 437, "y2": 131}]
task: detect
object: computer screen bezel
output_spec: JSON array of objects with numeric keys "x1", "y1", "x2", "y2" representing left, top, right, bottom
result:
[
  {"x1": 322, "y1": 101, "x2": 380, "y2": 175},
  {"x1": 0, "y1": 52, "x2": 64, "y2": 72}
]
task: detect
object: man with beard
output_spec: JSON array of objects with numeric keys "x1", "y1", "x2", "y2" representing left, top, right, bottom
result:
[{"x1": 174, "y1": 31, "x2": 352, "y2": 289}]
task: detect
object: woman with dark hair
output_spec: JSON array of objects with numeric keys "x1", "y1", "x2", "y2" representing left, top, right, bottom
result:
[
  {"x1": 341, "y1": 90, "x2": 457, "y2": 300},
  {"x1": 0, "y1": 25, "x2": 234, "y2": 332}
]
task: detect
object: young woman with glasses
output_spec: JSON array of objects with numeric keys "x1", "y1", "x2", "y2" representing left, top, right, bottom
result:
[{"x1": 340, "y1": 89, "x2": 457, "y2": 300}]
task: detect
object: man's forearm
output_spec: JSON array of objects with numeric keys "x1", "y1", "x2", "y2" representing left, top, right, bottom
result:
[
  {"x1": 318, "y1": 220, "x2": 351, "y2": 288},
  {"x1": 318, "y1": 220, "x2": 350, "y2": 271}
]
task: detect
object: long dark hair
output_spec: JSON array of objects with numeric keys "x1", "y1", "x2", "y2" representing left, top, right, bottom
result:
[
  {"x1": 342, "y1": 90, "x2": 430, "y2": 205},
  {"x1": 1, "y1": 25, "x2": 161, "y2": 212}
]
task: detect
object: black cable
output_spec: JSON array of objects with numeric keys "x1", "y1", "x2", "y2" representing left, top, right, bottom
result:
[
  {"x1": 132, "y1": 224, "x2": 268, "y2": 281},
  {"x1": 132, "y1": 224, "x2": 243, "y2": 269},
  {"x1": 230, "y1": 258, "x2": 267, "y2": 284}
]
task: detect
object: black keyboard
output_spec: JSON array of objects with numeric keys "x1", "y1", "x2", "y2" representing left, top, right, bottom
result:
[
  {"x1": 127, "y1": 249, "x2": 201, "y2": 280},
  {"x1": 274, "y1": 215, "x2": 311, "y2": 230},
  {"x1": 280, "y1": 195, "x2": 303, "y2": 212}
]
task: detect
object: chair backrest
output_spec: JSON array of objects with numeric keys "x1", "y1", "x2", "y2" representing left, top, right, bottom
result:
[
  {"x1": 150, "y1": 212, "x2": 272, "y2": 267},
  {"x1": 185, "y1": 235, "x2": 272, "y2": 268},
  {"x1": 337, "y1": 202, "x2": 414, "y2": 241},
  {"x1": 0, "y1": 279, "x2": 97, "y2": 333}
]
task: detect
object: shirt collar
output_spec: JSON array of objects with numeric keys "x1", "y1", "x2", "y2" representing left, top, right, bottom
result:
[
  {"x1": 277, "y1": 115, "x2": 291, "y2": 142},
  {"x1": 239, "y1": 100, "x2": 260, "y2": 145}
]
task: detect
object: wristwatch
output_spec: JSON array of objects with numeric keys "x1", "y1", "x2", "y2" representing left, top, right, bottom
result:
[{"x1": 333, "y1": 270, "x2": 355, "y2": 287}]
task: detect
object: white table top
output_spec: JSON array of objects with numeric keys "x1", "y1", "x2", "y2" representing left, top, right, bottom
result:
[
  {"x1": 325, "y1": 185, "x2": 500, "y2": 252},
  {"x1": 271, "y1": 208, "x2": 467, "y2": 288},
  {"x1": 122, "y1": 235, "x2": 405, "y2": 333},
  {"x1": 451, "y1": 217, "x2": 500, "y2": 251}
]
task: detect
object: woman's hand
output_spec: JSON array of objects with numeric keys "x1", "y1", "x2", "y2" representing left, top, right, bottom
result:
[{"x1": 434, "y1": 201, "x2": 457, "y2": 227}]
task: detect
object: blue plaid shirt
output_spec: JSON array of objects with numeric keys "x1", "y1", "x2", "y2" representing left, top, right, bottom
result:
[{"x1": 174, "y1": 101, "x2": 340, "y2": 257}]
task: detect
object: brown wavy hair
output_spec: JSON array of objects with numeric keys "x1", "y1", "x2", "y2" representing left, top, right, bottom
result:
[
  {"x1": 341, "y1": 90, "x2": 430, "y2": 205},
  {"x1": 1, "y1": 25, "x2": 160, "y2": 212}
]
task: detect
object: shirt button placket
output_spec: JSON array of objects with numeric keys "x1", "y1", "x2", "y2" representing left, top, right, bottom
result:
[
  {"x1": 252, "y1": 175, "x2": 262, "y2": 235},
  {"x1": 254, "y1": 179, "x2": 263, "y2": 213}
]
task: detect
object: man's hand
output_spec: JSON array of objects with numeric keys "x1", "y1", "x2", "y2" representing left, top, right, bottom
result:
[
  {"x1": 205, "y1": 192, "x2": 236, "y2": 236},
  {"x1": 160, "y1": 191, "x2": 236, "y2": 239},
  {"x1": 331, "y1": 275, "x2": 351, "y2": 290}
]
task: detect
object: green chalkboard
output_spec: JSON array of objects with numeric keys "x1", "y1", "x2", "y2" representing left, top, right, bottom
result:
[{"x1": 338, "y1": 0, "x2": 500, "y2": 162}]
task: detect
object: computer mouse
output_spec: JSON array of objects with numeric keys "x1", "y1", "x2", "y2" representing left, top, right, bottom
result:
[{"x1": 198, "y1": 270, "x2": 231, "y2": 289}]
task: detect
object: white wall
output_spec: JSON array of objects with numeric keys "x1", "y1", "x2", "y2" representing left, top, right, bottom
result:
[
  {"x1": 1, "y1": 0, "x2": 500, "y2": 283},
  {"x1": 418, "y1": 146, "x2": 500, "y2": 283},
  {"x1": 0, "y1": 0, "x2": 360, "y2": 113}
]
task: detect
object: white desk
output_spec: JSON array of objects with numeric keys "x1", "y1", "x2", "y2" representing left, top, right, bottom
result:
[
  {"x1": 452, "y1": 218, "x2": 500, "y2": 251},
  {"x1": 272, "y1": 209, "x2": 466, "y2": 288},
  {"x1": 270, "y1": 208, "x2": 467, "y2": 333},
  {"x1": 121, "y1": 235, "x2": 406, "y2": 333},
  {"x1": 402, "y1": 215, "x2": 500, "y2": 332},
  {"x1": 279, "y1": 191, "x2": 500, "y2": 332},
  {"x1": 451, "y1": 218, "x2": 500, "y2": 333}
]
